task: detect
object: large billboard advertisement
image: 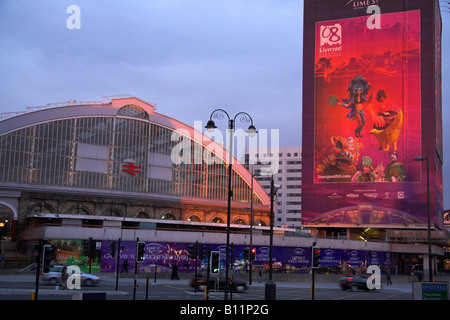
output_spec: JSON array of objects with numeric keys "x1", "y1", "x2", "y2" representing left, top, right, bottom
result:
[
  {"x1": 314, "y1": 10, "x2": 420, "y2": 184},
  {"x1": 302, "y1": 0, "x2": 443, "y2": 228}
]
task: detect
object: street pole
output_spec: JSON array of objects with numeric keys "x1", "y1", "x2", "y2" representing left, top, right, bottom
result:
[
  {"x1": 224, "y1": 119, "x2": 233, "y2": 300},
  {"x1": 265, "y1": 175, "x2": 276, "y2": 300},
  {"x1": 425, "y1": 147, "x2": 432, "y2": 282},
  {"x1": 269, "y1": 177, "x2": 274, "y2": 281},
  {"x1": 115, "y1": 238, "x2": 121, "y2": 291},
  {"x1": 206, "y1": 248, "x2": 211, "y2": 300},
  {"x1": 230, "y1": 243, "x2": 234, "y2": 301},
  {"x1": 33, "y1": 239, "x2": 43, "y2": 300},
  {"x1": 414, "y1": 147, "x2": 433, "y2": 282},
  {"x1": 249, "y1": 170, "x2": 254, "y2": 285},
  {"x1": 195, "y1": 241, "x2": 198, "y2": 293},
  {"x1": 133, "y1": 237, "x2": 139, "y2": 300},
  {"x1": 311, "y1": 243, "x2": 316, "y2": 301},
  {"x1": 88, "y1": 237, "x2": 93, "y2": 274}
]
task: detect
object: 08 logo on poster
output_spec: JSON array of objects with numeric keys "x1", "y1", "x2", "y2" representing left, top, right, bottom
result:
[{"x1": 320, "y1": 24, "x2": 342, "y2": 46}]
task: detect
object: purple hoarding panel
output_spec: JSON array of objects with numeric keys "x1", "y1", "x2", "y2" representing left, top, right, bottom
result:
[
  {"x1": 343, "y1": 250, "x2": 368, "y2": 267},
  {"x1": 101, "y1": 241, "x2": 190, "y2": 273},
  {"x1": 319, "y1": 249, "x2": 343, "y2": 267},
  {"x1": 101, "y1": 241, "x2": 393, "y2": 273}
]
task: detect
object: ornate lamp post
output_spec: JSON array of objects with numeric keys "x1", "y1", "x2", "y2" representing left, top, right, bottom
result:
[{"x1": 205, "y1": 109, "x2": 257, "y2": 300}]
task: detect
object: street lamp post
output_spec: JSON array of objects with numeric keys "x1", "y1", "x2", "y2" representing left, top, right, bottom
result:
[
  {"x1": 414, "y1": 146, "x2": 433, "y2": 282},
  {"x1": 205, "y1": 109, "x2": 257, "y2": 300},
  {"x1": 248, "y1": 170, "x2": 261, "y2": 286},
  {"x1": 265, "y1": 173, "x2": 279, "y2": 300}
]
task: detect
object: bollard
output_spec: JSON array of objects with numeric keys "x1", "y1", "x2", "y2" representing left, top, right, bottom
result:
[
  {"x1": 203, "y1": 284, "x2": 208, "y2": 300},
  {"x1": 265, "y1": 280, "x2": 276, "y2": 300}
]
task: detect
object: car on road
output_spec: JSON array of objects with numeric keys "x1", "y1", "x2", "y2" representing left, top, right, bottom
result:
[
  {"x1": 40, "y1": 265, "x2": 100, "y2": 287},
  {"x1": 190, "y1": 270, "x2": 248, "y2": 293},
  {"x1": 339, "y1": 275, "x2": 372, "y2": 291}
]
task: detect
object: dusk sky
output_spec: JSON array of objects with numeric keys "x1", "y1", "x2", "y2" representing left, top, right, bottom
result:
[{"x1": 0, "y1": 1, "x2": 449, "y2": 207}]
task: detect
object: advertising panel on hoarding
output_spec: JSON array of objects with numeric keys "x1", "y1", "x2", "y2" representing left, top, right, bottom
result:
[
  {"x1": 99, "y1": 240, "x2": 393, "y2": 273},
  {"x1": 302, "y1": 0, "x2": 442, "y2": 227}
]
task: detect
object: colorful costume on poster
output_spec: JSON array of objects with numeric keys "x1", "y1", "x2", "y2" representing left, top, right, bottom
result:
[
  {"x1": 341, "y1": 76, "x2": 372, "y2": 137},
  {"x1": 368, "y1": 90, "x2": 404, "y2": 151},
  {"x1": 384, "y1": 151, "x2": 406, "y2": 182},
  {"x1": 316, "y1": 136, "x2": 362, "y2": 182},
  {"x1": 352, "y1": 156, "x2": 374, "y2": 182}
]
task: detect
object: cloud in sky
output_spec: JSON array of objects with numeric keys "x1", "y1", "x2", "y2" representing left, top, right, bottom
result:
[
  {"x1": 0, "y1": 0, "x2": 303, "y2": 146},
  {"x1": 0, "y1": 0, "x2": 449, "y2": 206}
]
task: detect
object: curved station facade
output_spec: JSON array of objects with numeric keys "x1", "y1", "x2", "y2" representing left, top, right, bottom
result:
[
  {"x1": 0, "y1": 96, "x2": 285, "y2": 273},
  {"x1": 0, "y1": 96, "x2": 271, "y2": 236}
]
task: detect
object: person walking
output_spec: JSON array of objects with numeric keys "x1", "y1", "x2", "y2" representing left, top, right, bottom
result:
[
  {"x1": 61, "y1": 264, "x2": 68, "y2": 290},
  {"x1": 386, "y1": 268, "x2": 392, "y2": 285},
  {"x1": 121, "y1": 259, "x2": 129, "y2": 273},
  {"x1": 171, "y1": 262, "x2": 179, "y2": 280}
]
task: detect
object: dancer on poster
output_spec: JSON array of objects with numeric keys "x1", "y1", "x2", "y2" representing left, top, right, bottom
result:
[{"x1": 341, "y1": 75, "x2": 372, "y2": 138}]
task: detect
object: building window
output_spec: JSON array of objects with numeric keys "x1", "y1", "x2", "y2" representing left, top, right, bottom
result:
[
  {"x1": 117, "y1": 105, "x2": 149, "y2": 120},
  {"x1": 255, "y1": 220, "x2": 266, "y2": 226},
  {"x1": 188, "y1": 215, "x2": 201, "y2": 222},
  {"x1": 135, "y1": 211, "x2": 151, "y2": 219},
  {"x1": 161, "y1": 213, "x2": 177, "y2": 220},
  {"x1": 212, "y1": 217, "x2": 224, "y2": 223}
]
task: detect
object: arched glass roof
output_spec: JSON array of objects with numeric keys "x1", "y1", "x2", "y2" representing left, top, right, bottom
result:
[{"x1": 0, "y1": 97, "x2": 270, "y2": 207}]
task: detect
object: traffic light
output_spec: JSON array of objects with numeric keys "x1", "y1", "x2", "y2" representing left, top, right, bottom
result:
[
  {"x1": 109, "y1": 241, "x2": 116, "y2": 257},
  {"x1": 242, "y1": 248, "x2": 249, "y2": 260},
  {"x1": 199, "y1": 244, "x2": 207, "y2": 261},
  {"x1": 211, "y1": 251, "x2": 220, "y2": 274},
  {"x1": 312, "y1": 246, "x2": 321, "y2": 269},
  {"x1": 83, "y1": 237, "x2": 93, "y2": 257},
  {"x1": 136, "y1": 241, "x2": 145, "y2": 262},
  {"x1": 42, "y1": 245, "x2": 55, "y2": 273},
  {"x1": 188, "y1": 243, "x2": 197, "y2": 260},
  {"x1": 250, "y1": 248, "x2": 256, "y2": 261}
]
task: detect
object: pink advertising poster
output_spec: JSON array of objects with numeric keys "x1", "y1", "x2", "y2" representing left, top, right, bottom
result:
[
  {"x1": 314, "y1": 10, "x2": 420, "y2": 185},
  {"x1": 302, "y1": 0, "x2": 443, "y2": 228}
]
